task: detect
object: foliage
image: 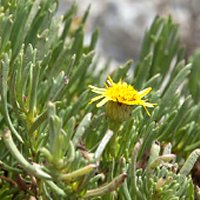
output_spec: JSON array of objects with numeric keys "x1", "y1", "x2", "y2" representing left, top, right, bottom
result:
[{"x1": 0, "y1": 0, "x2": 200, "y2": 199}]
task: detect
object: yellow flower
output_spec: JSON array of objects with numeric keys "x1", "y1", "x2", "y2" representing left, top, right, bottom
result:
[{"x1": 89, "y1": 76, "x2": 156, "y2": 116}]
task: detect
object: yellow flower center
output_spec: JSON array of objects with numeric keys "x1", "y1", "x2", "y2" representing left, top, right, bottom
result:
[{"x1": 105, "y1": 82, "x2": 138, "y2": 103}]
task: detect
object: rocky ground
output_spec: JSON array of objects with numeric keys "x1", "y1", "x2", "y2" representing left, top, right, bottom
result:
[{"x1": 58, "y1": 0, "x2": 200, "y2": 64}]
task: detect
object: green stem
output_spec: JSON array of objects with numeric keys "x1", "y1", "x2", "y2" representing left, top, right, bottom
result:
[
  {"x1": 2, "y1": 128, "x2": 52, "y2": 180},
  {"x1": 122, "y1": 180, "x2": 132, "y2": 200},
  {"x1": 179, "y1": 148, "x2": 200, "y2": 176},
  {"x1": 58, "y1": 164, "x2": 97, "y2": 182},
  {"x1": 121, "y1": 157, "x2": 132, "y2": 200},
  {"x1": 131, "y1": 140, "x2": 143, "y2": 199},
  {"x1": 29, "y1": 62, "x2": 41, "y2": 116},
  {"x1": 108, "y1": 118, "x2": 121, "y2": 132},
  {"x1": 0, "y1": 160, "x2": 22, "y2": 172},
  {"x1": 0, "y1": 56, "x2": 23, "y2": 142},
  {"x1": 149, "y1": 154, "x2": 176, "y2": 169},
  {"x1": 95, "y1": 129, "x2": 113, "y2": 160},
  {"x1": 84, "y1": 173, "x2": 127, "y2": 198},
  {"x1": 46, "y1": 180, "x2": 66, "y2": 197},
  {"x1": 29, "y1": 110, "x2": 48, "y2": 135},
  {"x1": 109, "y1": 133, "x2": 117, "y2": 158}
]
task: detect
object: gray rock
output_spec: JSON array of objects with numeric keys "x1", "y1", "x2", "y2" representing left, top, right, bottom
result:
[{"x1": 58, "y1": 0, "x2": 200, "y2": 63}]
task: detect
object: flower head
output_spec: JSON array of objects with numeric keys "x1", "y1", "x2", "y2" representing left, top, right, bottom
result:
[{"x1": 89, "y1": 76, "x2": 156, "y2": 116}]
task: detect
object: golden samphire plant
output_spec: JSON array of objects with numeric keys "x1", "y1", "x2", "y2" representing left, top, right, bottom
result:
[{"x1": 0, "y1": 1, "x2": 200, "y2": 199}]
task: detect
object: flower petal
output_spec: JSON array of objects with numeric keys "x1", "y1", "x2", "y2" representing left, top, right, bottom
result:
[
  {"x1": 107, "y1": 76, "x2": 114, "y2": 85},
  {"x1": 143, "y1": 105, "x2": 151, "y2": 116},
  {"x1": 96, "y1": 98, "x2": 109, "y2": 107},
  {"x1": 88, "y1": 85, "x2": 106, "y2": 91},
  {"x1": 138, "y1": 87, "x2": 152, "y2": 98},
  {"x1": 144, "y1": 102, "x2": 157, "y2": 107},
  {"x1": 89, "y1": 95, "x2": 105, "y2": 104},
  {"x1": 91, "y1": 90, "x2": 105, "y2": 94},
  {"x1": 88, "y1": 76, "x2": 156, "y2": 117}
]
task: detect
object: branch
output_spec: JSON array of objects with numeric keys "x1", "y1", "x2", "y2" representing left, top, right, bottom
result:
[{"x1": 2, "y1": 128, "x2": 51, "y2": 180}]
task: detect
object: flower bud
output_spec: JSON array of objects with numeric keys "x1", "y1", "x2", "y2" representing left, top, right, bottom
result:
[{"x1": 105, "y1": 101, "x2": 132, "y2": 122}]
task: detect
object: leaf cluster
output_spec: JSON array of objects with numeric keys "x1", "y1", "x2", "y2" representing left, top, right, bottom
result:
[{"x1": 0, "y1": 1, "x2": 200, "y2": 200}]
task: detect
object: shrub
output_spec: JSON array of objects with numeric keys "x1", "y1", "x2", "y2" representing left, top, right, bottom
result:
[{"x1": 0, "y1": 1, "x2": 200, "y2": 199}]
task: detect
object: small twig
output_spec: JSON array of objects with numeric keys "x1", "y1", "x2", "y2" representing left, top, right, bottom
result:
[
  {"x1": 0, "y1": 175, "x2": 18, "y2": 187},
  {"x1": 15, "y1": 174, "x2": 29, "y2": 191}
]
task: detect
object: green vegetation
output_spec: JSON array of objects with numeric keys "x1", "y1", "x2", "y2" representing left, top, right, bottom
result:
[{"x1": 0, "y1": 1, "x2": 200, "y2": 199}]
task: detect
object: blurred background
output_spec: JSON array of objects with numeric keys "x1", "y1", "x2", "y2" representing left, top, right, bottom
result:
[{"x1": 58, "y1": 0, "x2": 200, "y2": 65}]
